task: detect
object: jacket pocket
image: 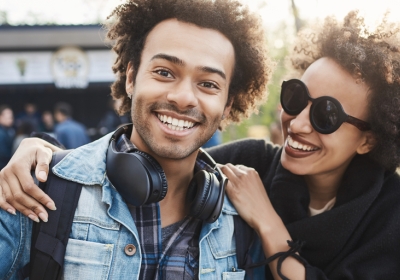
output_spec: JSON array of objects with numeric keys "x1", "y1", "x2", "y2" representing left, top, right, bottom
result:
[
  {"x1": 222, "y1": 270, "x2": 246, "y2": 280},
  {"x1": 62, "y1": 238, "x2": 114, "y2": 280}
]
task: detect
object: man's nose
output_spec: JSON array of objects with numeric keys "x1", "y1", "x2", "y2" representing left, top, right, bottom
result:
[{"x1": 166, "y1": 79, "x2": 198, "y2": 108}]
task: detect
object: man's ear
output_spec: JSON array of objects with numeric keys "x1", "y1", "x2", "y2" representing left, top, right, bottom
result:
[
  {"x1": 125, "y1": 62, "x2": 135, "y2": 94},
  {"x1": 222, "y1": 98, "x2": 233, "y2": 120},
  {"x1": 357, "y1": 131, "x2": 376, "y2": 155}
]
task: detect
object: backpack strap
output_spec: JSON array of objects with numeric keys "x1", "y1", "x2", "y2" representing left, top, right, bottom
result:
[
  {"x1": 19, "y1": 150, "x2": 83, "y2": 280},
  {"x1": 233, "y1": 215, "x2": 256, "y2": 278}
]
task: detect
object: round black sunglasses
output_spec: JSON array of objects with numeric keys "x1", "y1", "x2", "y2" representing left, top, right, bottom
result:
[{"x1": 280, "y1": 79, "x2": 371, "y2": 134}]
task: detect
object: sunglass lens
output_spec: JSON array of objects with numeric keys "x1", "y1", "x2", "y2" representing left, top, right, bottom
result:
[
  {"x1": 282, "y1": 82, "x2": 308, "y2": 115},
  {"x1": 312, "y1": 99, "x2": 339, "y2": 133}
]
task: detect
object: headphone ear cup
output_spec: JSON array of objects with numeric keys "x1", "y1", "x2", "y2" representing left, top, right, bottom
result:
[
  {"x1": 186, "y1": 170, "x2": 220, "y2": 221},
  {"x1": 133, "y1": 150, "x2": 168, "y2": 204}
]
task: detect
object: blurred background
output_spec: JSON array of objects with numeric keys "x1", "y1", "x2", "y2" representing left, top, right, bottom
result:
[{"x1": 0, "y1": 0, "x2": 398, "y2": 153}]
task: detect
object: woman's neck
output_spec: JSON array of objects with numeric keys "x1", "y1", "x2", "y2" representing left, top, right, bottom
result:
[{"x1": 305, "y1": 173, "x2": 341, "y2": 210}]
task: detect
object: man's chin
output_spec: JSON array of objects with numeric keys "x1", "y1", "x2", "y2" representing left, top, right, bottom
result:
[{"x1": 148, "y1": 142, "x2": 202, "y2": 161}]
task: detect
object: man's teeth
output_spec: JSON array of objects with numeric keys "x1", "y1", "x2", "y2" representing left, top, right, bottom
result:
[
  {"x1": 288, "y1": 136, "x2": 317, "y2": 151},
  {"x1": 157, "y1": 114, "x2": 195, "y2": 131}
]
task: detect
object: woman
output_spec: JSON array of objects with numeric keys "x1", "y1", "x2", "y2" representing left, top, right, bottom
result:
[
  {"x1": 1, "y1": 11, "x2": 400, "y2": 279},
  {"x1": 208, "y1": 11, "x2": 400, "y2": 278}
]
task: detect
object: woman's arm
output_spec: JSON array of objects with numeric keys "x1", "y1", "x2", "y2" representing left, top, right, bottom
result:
[
  {"x1": 0, "y1": 137, "x2": 60, "y2": 222},
  {"x1": 220, "y1": 163, "x2": 306, "y2": 280}
]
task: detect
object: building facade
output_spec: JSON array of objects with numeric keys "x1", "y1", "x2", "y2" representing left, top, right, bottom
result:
[{"x1": 0, "y1": 25, "x2": 123, "y2": 139}]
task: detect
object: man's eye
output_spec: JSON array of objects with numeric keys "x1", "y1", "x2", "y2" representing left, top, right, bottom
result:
[
  {"x1": 200, "y1": 82, "x2": 218, "y2": 89},
  {"x1": 155, "y1": 69, "x2": 172, "y2": 78}
]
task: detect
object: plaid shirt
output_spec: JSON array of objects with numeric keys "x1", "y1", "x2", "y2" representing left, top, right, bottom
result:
[{"x1": 116, "y1": 134, "x2": 216, "y2": 280}]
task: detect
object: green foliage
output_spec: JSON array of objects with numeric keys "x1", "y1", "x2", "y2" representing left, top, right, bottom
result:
[{"x1": 222, "y1": 21, "x2": 293, "y2": 142}]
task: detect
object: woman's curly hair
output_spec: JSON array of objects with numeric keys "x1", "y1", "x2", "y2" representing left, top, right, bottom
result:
[
  {"x1": 290, "y1": 10, "x2": 400, "y2": 171},
  {"x1": 105, "y1": 0, "x2": 272, "y2": 127}
]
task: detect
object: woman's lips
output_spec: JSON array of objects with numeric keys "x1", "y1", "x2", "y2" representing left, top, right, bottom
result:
[{"x1": 284, "y1": 135, "x2": 319, "y2": 158}]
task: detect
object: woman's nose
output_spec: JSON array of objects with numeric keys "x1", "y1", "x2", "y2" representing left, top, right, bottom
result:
[{"x1": 289, "y1": 103, "x2": 313, "y2": 134}]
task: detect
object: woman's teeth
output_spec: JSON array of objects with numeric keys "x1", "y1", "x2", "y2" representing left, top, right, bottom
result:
[{"x1": 287, "y1": 136, "x2": 317, "y2": 151}]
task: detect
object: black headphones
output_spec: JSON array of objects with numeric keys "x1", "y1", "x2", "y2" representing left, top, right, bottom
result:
[{"x1": 106, "y1": 124, "x2": 227, "y2": 223}]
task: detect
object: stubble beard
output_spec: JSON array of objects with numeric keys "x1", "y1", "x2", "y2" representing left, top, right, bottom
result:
[{"x1": 131, "y1": 96, "x2": 220, "y2": 160}]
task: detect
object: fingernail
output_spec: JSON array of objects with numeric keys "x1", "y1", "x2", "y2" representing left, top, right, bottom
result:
[
  {"x1": 28, "y1": 214, "x2": 40, "y2": 223},
  {"x1": 7, "y1": 208, "x2": 16, "y2": 215},
  {"x1": 38, "y1": 171, "x2": 47, "y2": 181},
  {"x1": 46, "y1": 202, "x2": 57, "y2": 211},
  {"x1": 38, "y1": 213, "x2": 48, "y2": 223}
]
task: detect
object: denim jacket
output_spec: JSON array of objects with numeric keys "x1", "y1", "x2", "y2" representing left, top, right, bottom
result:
[{"x1": 0, "y1": 134, "x2": 265, "y2": 280}]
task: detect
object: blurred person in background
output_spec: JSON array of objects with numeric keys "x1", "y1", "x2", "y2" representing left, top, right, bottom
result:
[
  {"x1": 0, "y1": 105, "x2": 15, "y2": 169},
  {"x1": 97, "y1": 99, "x2": 130, "y2": 136},
  {"x1": 15, "y1": 100, "x2": 42, "y2": 133},
  {"x1": 11, "y1": 120, "x2": 34, "y2": 154},
  {"x1": 40, "y1": 110, "x2": 55, "y2": 137},
  {"x1": 53, "y1": 102, "x2": 89, "y2": 149}
]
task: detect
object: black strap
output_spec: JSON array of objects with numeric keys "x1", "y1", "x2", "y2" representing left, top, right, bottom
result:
[
  {"x1": 233, "y1": 215, "x2": 256, "y2": 278},
  {"x1": 19, "y1": 150, "x2": 83, "y2": 280},
  {"x1": 233, "y1": 215, "x2": 307, "y2": 279},
  {"x1": 246, "y1": 240, "x2": 307, "y2": 280}
]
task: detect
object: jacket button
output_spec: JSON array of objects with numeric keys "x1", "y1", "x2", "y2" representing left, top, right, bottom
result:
[{"x1": 124, "y1": 244, "x2": 137, "y2": 256}]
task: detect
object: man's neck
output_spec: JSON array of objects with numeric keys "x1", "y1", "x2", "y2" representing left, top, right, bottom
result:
[{"x1": 130, "y1": 127, "x2": 199, "y2": 227}]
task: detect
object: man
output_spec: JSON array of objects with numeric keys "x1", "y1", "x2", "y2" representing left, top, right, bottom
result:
[
  {"x1": 53, "y1": 102, "x2": 90, "y2": 149},
  {"x1": 15, "y1": 100, "x2": 42, "y2": 132},
  {"x1": 0, "y1": 105, "x2": 15, "y2": 169},
  {"x1": 0, "y1": 0, "x2": 271, "y2": 279}
]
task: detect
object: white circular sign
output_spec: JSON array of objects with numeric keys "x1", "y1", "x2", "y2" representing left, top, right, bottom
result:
[{"x1": 51, "y1": 46, "x2": 89, "y2": 88}]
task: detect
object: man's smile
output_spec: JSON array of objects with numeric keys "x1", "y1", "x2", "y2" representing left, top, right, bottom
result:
[{"x1": 157, "y1": 113, "x2": 195, "y2": 131}]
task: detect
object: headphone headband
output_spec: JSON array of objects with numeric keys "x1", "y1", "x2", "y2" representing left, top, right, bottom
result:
[
  {"x1": 106, "y1": 123, "x2": 227, "y2": 223},
  {"x1": 110, "y1": 124, "x2": 133, "y2": 142}
]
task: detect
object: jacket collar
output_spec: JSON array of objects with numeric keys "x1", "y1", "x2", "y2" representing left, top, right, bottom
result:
[
  {"x1": 52, "y1": 132, "x2": 238, "y2": 216},
  {"x1": 52, "y1": 132, "x2": 113, "y2": 185}
]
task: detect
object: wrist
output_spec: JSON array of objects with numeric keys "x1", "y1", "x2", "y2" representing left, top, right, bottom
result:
[
  {"x1": 254, "y1": 211, "x2": 282, "y2": 236},
  {"x1": 255, "y1": 214, "x2": 292, "y2": 257}
]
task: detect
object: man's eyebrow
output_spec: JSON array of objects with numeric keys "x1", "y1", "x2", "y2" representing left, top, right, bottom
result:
[
  {"x1": 150, "y1": 53, "x2": 185, "y2": 66},
  {"x1": 150, "y1": 53, "x2": 226, "y2": 80},
  {"x1": 197, "y1": 66, "x2": 226, "y2": 80}
]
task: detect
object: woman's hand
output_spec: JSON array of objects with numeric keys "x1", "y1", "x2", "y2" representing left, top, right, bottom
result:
[
  {"x1": 0, "y1": 138, "x2": 60, "y2": 222},
  {"x1": 220, "y1": 163, "x2": 306, "y2": 279},
  {"x1": 219, "y1": 163, "x2": 276, "y2": 232}
]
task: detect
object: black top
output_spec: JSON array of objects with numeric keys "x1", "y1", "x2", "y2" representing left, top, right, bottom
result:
[{"x1": 207, "y1": 138, "x2": 400, "y2": 279}]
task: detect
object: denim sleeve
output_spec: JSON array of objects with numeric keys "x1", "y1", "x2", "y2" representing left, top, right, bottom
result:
[{"x1": 0, "y1": 211, "x2": 32, "y2": 280}]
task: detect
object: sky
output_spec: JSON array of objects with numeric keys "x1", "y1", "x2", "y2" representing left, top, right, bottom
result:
[{"x1": 0, "y1": 0, "x2": 399, "y2": 29}]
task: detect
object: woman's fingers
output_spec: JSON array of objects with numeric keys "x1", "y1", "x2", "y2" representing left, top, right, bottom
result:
[
  {"x1": 34, "y1": 145, "x2": 53, "y2": 183},
  {"x1": 0, "y1": 169, "x2": 47, "y2": 222},
  {"x1": 10, "y1": 138, "x2": 55, "y2": 210},
  {"x1": 219, "y1": 163, "x2": 272, "y2": 229},
  {"x1": 0, "y1": 180, "x2": 16, "y2": 215},
  {"x1": 0, "y1": 137, "x2": 58, "y2": 221}
]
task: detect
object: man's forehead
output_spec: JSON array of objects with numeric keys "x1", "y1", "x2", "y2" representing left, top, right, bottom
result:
[{"x1": 141, "y1": 18, "x2": 235, "y2": 77}]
